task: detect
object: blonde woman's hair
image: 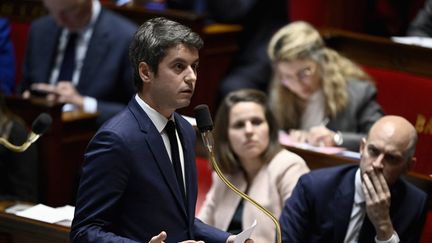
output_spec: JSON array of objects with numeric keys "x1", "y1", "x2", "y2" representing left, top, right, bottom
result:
[{"x1": 267, "y1": 21, "x2": 372, "y2": 130}]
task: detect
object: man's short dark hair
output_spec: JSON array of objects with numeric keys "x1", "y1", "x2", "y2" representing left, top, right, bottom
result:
[{"x1": 129, "y1": 17, "x2": 204, "y2": 91}]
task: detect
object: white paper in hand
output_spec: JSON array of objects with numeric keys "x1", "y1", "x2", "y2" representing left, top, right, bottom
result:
[{"x1": 234, "y1": 219, "x2": 257, "y2": 243}]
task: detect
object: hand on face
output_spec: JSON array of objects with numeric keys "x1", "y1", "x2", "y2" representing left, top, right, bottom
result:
[
  {"x1": 361, "y1": 167, "x2": 394, "y2": 240},
  {"x1": 28, "y1": 82, "x2": 84, "y2": 109}
]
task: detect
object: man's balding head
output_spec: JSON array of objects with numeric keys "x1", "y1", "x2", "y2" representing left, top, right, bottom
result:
[{"x1": 360, "y1": 115, "x2": 417, "y2": 185}]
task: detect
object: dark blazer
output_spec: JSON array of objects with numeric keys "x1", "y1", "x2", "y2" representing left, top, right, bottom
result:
[
  {"x1": 280, "y1": 164, "x2": 428, "y2": 243},
  {"x1": 71, "y1": 98, "x2": 230, "y2": 243},
  {"x1": 0, "y1": 18, "x2": 15, "y2": 95},
  {"x1": 207, "y1": 0, "x2": 288, "y2": 99},
  {"x1": 20, "y1": 8, "x2": 137, "y2": 124},
  {"x1": 407, "y1": 0, "x2": 432, "y2": 37},
  {"x1": 327, "y1": 80, "x2": 383, "y2": 151}
]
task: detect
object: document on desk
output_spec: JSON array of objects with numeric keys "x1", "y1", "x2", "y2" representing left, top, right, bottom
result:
[
  {"x1": 15, "y1": 204, "x2": 75, "y2": 225},
  {"x1": 234, "y1": 219, "x2": 257, "y2": 243},
  {"x1": 278, "y1": 130, "x2": 346, "y2": 154}
]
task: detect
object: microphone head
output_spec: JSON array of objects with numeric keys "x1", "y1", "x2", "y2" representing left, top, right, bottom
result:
[
  {"x1": 194, "y1": 104, "x2": 213, "y2": 132},
  {"x1": 32, "y1": 113, "x2": 52, "y2": 135}
]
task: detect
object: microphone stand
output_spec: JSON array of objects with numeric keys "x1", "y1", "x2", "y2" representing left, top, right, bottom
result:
[
  {"x1": 0, "y1": 133, "x2": 40, "y2": 152},
  {"x1": 200, "y1": 130, "x2": 282, "y2": 243}
]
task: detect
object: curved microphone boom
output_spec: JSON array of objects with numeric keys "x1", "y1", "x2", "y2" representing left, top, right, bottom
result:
[
  {"x1": 0, "y1": 113, "x2": 52, "y2": 152},
  {"x1": 194, "y1": 105, "x2": 282, "y2": 243}
]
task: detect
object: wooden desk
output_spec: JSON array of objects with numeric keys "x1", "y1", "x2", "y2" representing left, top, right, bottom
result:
[
  {"x1": 0, "y1": 201, "x2": 69, "y2": 243},
  {"x1": 5, "y1": 97, "x2": 98, "y2": 207},
  {"x1": 320, "y1": 28, "x2": 432, "y2": 78},
  {"x1": 285, "y1": 145, "x2": 432, "y2": 210}
]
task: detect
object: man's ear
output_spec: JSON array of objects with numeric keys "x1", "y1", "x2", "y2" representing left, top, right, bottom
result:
[
  {"x1": 406, "y1": 157, "x2": 416, "y2": 171},
  {"x1": 138, "y1": 62, "x2": 153, "y2": 83},
  {"x1": 359, "y1": 137, "x2": 366, "y2": 155}
]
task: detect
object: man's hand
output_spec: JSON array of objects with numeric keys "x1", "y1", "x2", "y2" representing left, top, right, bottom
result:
[
  {"x1": 149, "y1": 231, "x2": 167, "y2": 243},
  {"x1": 148, "y1": 231, "x2": 205, "y2": 243},
  {"x1": 28, "y1": 82, "x2": 84, "y2": 109},
  {"x1": 362, "y1": 168, "x2": 394, "y2": 240}
]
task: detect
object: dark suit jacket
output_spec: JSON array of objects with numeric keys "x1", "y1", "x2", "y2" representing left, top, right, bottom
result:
[
  {"x1": 327, "y1": 80, "x2": 383, "y2": 151},
  {"x1": 20, "y1": 8, "x2": 137, "y2": 124},
  {"x1": 407, "y1": 0, "x2": 432, "y2": 37},
  {"x1": 207, "y1": 0, "x2": 288, "y2": 99},
  {"x1": 280, "y1": 164, "x2": 428, "y2": 243},
  {"x1": 71, "y1": 98, "x2": 230, "y2": 243}
]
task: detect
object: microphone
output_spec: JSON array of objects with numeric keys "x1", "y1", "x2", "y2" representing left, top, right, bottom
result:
[
  {"x1": 193, "y1": 105, "x2": 282, "y2": 243},
  {"x1": 194, "y1": 104, "x2": 215, "y2": 153},
  {"x1": 0, "y1": 113, "x2": 52, "y2": 152}
]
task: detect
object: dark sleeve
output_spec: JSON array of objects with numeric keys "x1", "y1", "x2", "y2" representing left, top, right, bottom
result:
[
  {"x1": 407, "y1": 0, "x2": 432, "y2": 37},
  {"x1": 1, "y1": 121, "x2": 38, "y2": 202},
  {"x1": 400, "y1": 191, "x2": 428, "y2": 243},
  {"x1": 193, "y1": 218, "x2": 230, "y2": 243},
  {"x1": 280, "y1": 175, "x2": 311, "y2": 243},
  {"x1": 70, "y1": 131, "x2": 138, "y2": 243},
  {"x1": 341, "y1": 82, "x2": 383, "y2": 151},
  {"x1": 0, "y1": 18, "x2": 16, "y2": 95}
]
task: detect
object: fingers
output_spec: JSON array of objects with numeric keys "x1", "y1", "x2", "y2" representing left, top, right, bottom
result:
[
  {"x1": 362, "y1": 169, "x2": 392, "y2": 232},
  {"x1": 307, "y1": 126, "x2": 335, "y2": 146},
  {"x1": 148, "y1": 231, "x2": 167, "y2": 243},
  {"x1": 289, "y1": 130, "x2": 308, "y2": 143}
]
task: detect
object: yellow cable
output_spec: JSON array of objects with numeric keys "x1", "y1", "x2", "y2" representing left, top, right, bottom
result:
[{"x1": 206, "y1": 146, "x2": 282, "y2": 243}]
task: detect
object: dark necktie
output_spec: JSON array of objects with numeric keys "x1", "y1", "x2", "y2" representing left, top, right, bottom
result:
[
  {"x1": 165, "y1": 120, "x2": 186, "y2": 200},
  {"x1": 358, "y1": 216, "x2": 375, "y2": 243},
  {"x1": 58, "y1": 33, "x2": 78, "y2": 82}
]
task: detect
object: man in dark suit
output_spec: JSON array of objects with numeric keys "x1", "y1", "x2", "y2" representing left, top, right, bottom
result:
[
  {"x1": 19, "y1": 0, "x2": 136, "y2": 124},
  {"x1": 71, "y1": 17, "x2": 252, "y2": 243},
  {"x1": 280, "y1": 115, "x2": 428, "y2": 243}
]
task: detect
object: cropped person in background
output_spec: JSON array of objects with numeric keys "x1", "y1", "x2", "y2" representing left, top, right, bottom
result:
[
  {"x1": 0, "y1": 18, "x2": 16, "y2": 95},
  {"x1": 407, "y1": 0, "x2": 432, "y2": 36},
  {"x1": 198, "y1": 89, "x2": 309, "y2": 242},
  {"x1": 0, "y1": 93, "x2": 38, "y2": 202},
  {"x1": 19, "y1": 0, "x2": 137, "y2": 125},
  {"x1": 280, "y1": 115, "x2": 427, "y2": 243},
  {"x1": 141, "y1": 0, "x2": 288, "y2": 99},
  {"x1": 267, "y1": 21, "x2": 383, "y2": 151}
]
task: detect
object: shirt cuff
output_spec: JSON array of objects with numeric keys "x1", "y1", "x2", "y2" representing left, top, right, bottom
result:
[
  {"x1": 83, "y1": 96, "x2": 97, "y2": 113},
  {"x1": 375, "y1": 231, "x2": 400, "y2": 243}
]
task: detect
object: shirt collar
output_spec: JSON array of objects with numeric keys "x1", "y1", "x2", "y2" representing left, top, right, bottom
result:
[
  {"x1": 134, "y1": 94, "x2": 173, "y2": 133},
  {"x1": 354, "y1": 168, "x2": 365, "y2": 204}
]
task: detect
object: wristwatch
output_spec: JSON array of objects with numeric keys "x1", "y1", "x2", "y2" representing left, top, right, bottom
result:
[{"x1": 333, "y1": 131, "x2": 343, "y2": 146}]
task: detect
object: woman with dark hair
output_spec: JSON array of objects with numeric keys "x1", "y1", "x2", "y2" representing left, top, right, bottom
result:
[
  {"x1": 0, "y1": 93, "x2": 38, "y2": 202},
  {"x1": 198, "y1": 89, "x2": 309, "y2": 243}
]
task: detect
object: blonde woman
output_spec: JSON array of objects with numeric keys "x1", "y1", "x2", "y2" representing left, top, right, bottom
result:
[
  {"x1": 198, "y1": 89, "x2": 309, "y2": 243},
  {"x1": 267, "y1": 21, "x2": 383, "y2": 151}
]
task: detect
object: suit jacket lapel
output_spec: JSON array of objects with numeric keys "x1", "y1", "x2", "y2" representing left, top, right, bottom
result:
[
  {"x1": 78, "y1": 10, "x2": 109, "y2": 91},
  {"x1": 129, "y1": 100, "x2": 187, "y2": 217},
  {"x1": 331, "y1": 169, "x2": 357, "y2": 242},
  {"x1": 40, "y1": 23, "x2": 61, "y2": 84},
  {"x1": 174, "y1": 113, "x2": 195, "y2": 219}
]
